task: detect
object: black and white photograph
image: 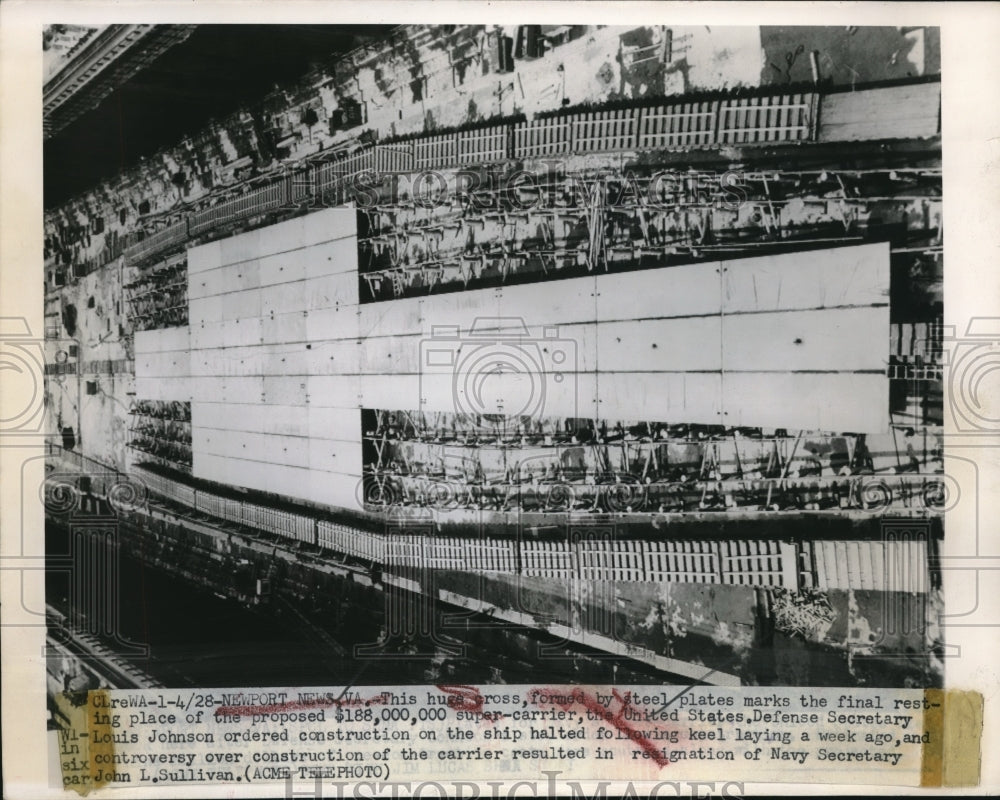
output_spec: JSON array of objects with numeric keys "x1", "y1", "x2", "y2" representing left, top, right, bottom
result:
[
  {"x1": 33, "y1": 20, "x2": 951, "y2": 708},
  {"x1": 7, "y1": 1, "x2": 1000, "y2": 792}
]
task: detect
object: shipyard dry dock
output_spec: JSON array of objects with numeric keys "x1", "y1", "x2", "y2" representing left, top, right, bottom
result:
[{"x1": 39, "y1": 24, "x2": 944, "y2": 697}]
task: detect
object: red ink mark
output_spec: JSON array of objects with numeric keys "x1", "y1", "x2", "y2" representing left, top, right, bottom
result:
[
  {"x1": 436, "y1": 684, "x2": 484, "y2": 712},
  {"x1": 529, "y1": 687, "x2": 671, "y2": 768},
  {"x1": 215, "y1": 691, "x2": 390, "y2": 718}
]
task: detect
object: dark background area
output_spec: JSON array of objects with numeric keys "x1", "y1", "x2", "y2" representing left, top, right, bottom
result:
[{"x1": 44, "y1": 25, "x2": 389, "y2": 208}]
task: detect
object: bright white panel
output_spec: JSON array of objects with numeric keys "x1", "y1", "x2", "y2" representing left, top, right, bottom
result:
[
  {"x1": 257, "y1": 217, "x2": 305, "y2": 258},
  {"x1": 221, "y1": 288, "x2": 261, "y2": 321},
  {"x1": 359, "y1": 333, "x2": 423, "y2": 374},
  {"x1": 188, "y1": 296, "x2": 224, "y2": 325},
  {"x1": 535, "y1": 368, "x2": 585, "y2": 419},
  {"x1": 497, "y1": 278, "x2": 597, "y2": 327},
  {"x1": 261, "y1": 312, "x2": 307, "y2": 344},
  {"x1": 307, "y1": 375, "x2": 362, "y2": 408},
  {"x1": 358, "y1": 295, "x2": 426, "y2": 340},
  {"x1": 220, "y1": 376, "x2": 265, "y2": 403},
  {"x1": 307, "y1": 470, "x2": 364, "y2": 513},
  {"x1": 134, "y1": 326, "x2": 190, "y2": 354},
  {"x1": 134, "y1": 327, "x2": 191, "y2": 402},
  {"x1": 307, "y1": 271, "x2": 358, "y2": 310},
  {"x1": 189, "y1": 376, "x2": 220, "y2": 399},
  {"x1": 135, "y1": 351, "x2": 186, "y2": 378},
  {"x1": 722, "y1": 307, "x2": 888, "y2": 373},
  {"x1": 193, "y1": 451, "x2": 234, "y2": 485},
  {"x1": 544, "y1": 322, "x2": 599, "y2": 373},
  {"x1": 251, "y1": 433, "x2": 311, "y2": 467},
  {"x1": 265, "y1": 349, "x2": 316, "y2": 376},
  {"x1": 187, "y1": 239, "x2": 223, "y2": 275},
  {"x1": 262, "y1": 375, "x2": 308, "y2": 406},
  {"x1": 135, "y1": 376, "x2": 192, "y2": 402},
  {"x1": 231, "y1": 458, "x2": 313, "y2": 499},
  {"x1": 308, "y1": 439, "x2": 363, "y2": 474},
  {"x1": 189, "y1": 260, "x2": 260, "y2": 300},
  {"x1": 191, "y1": 347, "x2": 257, "y2": 378},
  {"x1": 258, "y1": 250, "x2": 306, "y2": 288},
  {"x1": 725, "y1": 373, "x2": 888, "y2": 432},
  {"x1": 412, "y1": 292, "x2": 503, "y2": 340},
  {"x1": 306, "y1": 339, "x2": 360, "y2": 375},
  {"x1": 722, "y1": 242, "x2": 890, "y2": 313},
  {"x1": 195, "y1": 431, "x2": 308, "y2": 469},
  {"x1": 207, "y1": 347, "x2": 261, "y2": 378},
  {"x1": 303, "y1": 207, "x2": 357, "y2": 248},
  {"x1": 596, "y1": 317, "x2": 722, "y2": 373},
  {"x1": 596, "y1": 372, "x2": 723, "y2": 424},
  {"x1": 596, "y1": 262, "x2": 722, "y2": 321},
  {"x1": 192, "y1": 318, "x2": 263, "y2": 349},
  {"x1": 305, "y1": 237, "x2": 359, "y2": 280},
  {"x1": 194, "y1": 454, "x2": 361, "y2": 509},
  {"x1": 308, "y1": 407, "x2": 362, "y2": 443},
  {"x1": 259, "y1": 464, "x2": 313, "y2": 501},
  {"x1": 220, "y1": 227, "x2": 262, "y2": 265},
  {"x1": 190, "y1": 425, "x2": 213, "y2": 455},
  {"x1": 260, "y1": 281, "x2": 311, "y2": 315},
  {"x1": 414, "y1": 368, "x2": 589, "y2": 420},
  {"x1": 195, "y1": 401, "x2": 300, "y2": 438},
  {"x1": 362, "y1": 373, "x2": 423, "y2": 411},
  {"x1": 188, "y1": 212, "x2": 893, "y2": 507},
  {"x1": 306, "y1": 307, "x2": 359, "y2": 343}
]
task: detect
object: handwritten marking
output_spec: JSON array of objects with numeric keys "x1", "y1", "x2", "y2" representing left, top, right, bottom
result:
[{"x1": 436, "y1": 684, "x2": 485, "y2": 712}]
